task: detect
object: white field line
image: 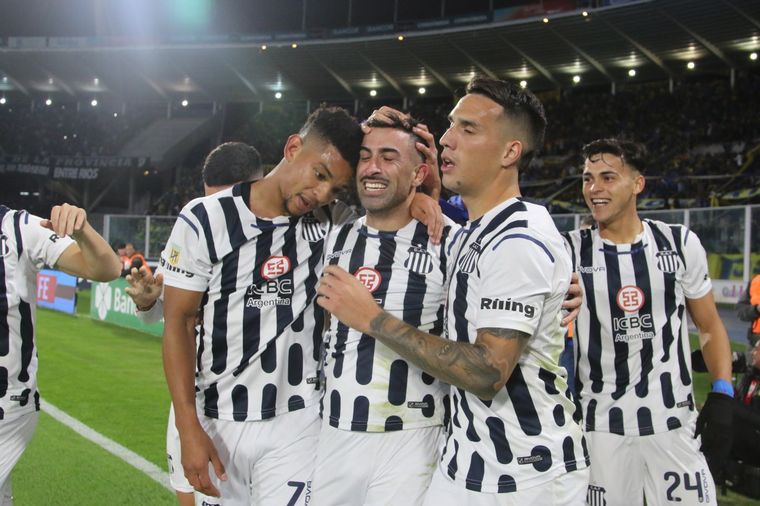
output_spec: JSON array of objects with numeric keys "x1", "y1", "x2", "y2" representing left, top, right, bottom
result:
[{"x1": 41, "y1": 399, "x2": 173, "y2": 492}]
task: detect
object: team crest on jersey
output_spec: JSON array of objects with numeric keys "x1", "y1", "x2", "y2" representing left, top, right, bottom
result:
[
  {"x1": 616, "y1": 285, "x2": 645, "y2": 312},
  {"x1": 301, "y1": 215, "x2": 326, "y2": 242},
  {"x1": 404, "y1": 244, "x2": 434, "y2": 275},
  {"x1": 168, "y1": 245, "x2": 181, "y2": 266},
  {"x1": 586, "y1": 485, "x2": 607, "y2": 506},
  {"x1": 655, "y1": 249, "x2": 680, "y2": 273},
  {"x1": 354, "y1": 266, "x2": 382, "y2": 292},
  {"x1": 261, "y1": 256, "x2": 291, "y2": 280},
  {"x1": 0, "y1": 234, "x2": 9, "y2": 257},
  {"x1": 458, "y1": 241, "x2": 482, "y2": 274}
]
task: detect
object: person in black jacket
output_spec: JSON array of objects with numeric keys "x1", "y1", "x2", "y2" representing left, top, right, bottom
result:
[
  {"x1": 733, "y1": 339, "x2": 760, "y2": 466},
  {"x1": 694, "y1": 340, "x2": 760, "y2": 466}
]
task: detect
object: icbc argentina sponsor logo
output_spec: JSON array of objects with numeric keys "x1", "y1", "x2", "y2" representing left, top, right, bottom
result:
[
  {"x1": 616, "y1": 285, "x2": 645, "y2": 312},
  {"x1": 261, "y1": 256, "x2": 291, "y2": 280},
  {"x1": 354, "y1": 266, "x2": 381, "y2": 292},
  {"x1": 247, "y1": 256, "x2": 293, "y2": 308},
  {"x1": 613, "y1": 285, "x2": 654, "y2": 342}
]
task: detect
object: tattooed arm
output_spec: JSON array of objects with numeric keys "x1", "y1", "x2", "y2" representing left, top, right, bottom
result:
[
  {"x1": 371, "y1": 312, "x2": 530, "y2": 399},
  {"x1": 317, "y1": 264, "x2": 530, "y2": 399}
]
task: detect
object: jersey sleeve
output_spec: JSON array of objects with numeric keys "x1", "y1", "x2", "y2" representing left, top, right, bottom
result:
[
  {"x1": 160, "y1": 210, "x2": 213, "y2": 292},
  {"x1": 22, "y1": 212, "x2": 75, "y2": 271},
  {"x1": 681, "y1": 228, "x2": 712, "y2": 300},
  {"x1": 475, "y1": 234, "x2": 557, "y2": 336},
  {"x1": 135, "y1": 297, "x2": 164, "y2": 324}
]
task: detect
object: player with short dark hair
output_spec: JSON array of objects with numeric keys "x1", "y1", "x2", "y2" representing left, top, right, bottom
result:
[
  {"x1": 201, "y1": 141, "x2": 263, "y2": 190},
  {"x1": 317, "y1": 77, "x2": 589, "y2": 505},
  {"x1": 161, "y1": 106, "x2": 363, "y2": 505},
  {"x1": 128, "y1": 141, "x2": 263, "y2": 506},
  {"x1": 564, "y1": 137, "x2": 733, "y2": 505}
]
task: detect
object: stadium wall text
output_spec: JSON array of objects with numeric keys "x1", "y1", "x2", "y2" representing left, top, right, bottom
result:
[{"x1": 0, "y1": 155, "x2": 150, "y2": 181}]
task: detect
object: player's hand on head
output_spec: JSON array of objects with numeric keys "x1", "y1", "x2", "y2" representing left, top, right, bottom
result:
[
  {"x1": 361, "y1": 106, "x2": 411, "y2": 134},
  {"x1": 180, "y1": 425, "x2": 227, "y2": 498},
  {"x1": 125, "y1": 265, "x2": 163, "y2": 309},
  {"x1": 40, "y1": 203, "x2": 88, "y2": 239},
  {"x1": 317, "y1": 265, "x2": 382, "y2": 333},
  {"x1": 413, "y1": 123, "x2": 442, "y2": 201},
  {"x1": 410, "y1": 193, "x2": 444, "y2": 245},
  {"x1": 561, "y1": 273, "x2": 583, "y2": 327}
]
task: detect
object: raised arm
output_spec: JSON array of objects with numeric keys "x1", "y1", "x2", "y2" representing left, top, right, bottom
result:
[
  {"x1": 43, "y1": 203, "x2": 121, "y2": 281},
  {"x1": 126, "y1": 265, "x2": 165, "y2": 323}
]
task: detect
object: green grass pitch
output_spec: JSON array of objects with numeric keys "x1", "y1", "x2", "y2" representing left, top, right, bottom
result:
[{"x1": 8, "y1": 291, "x2": 758, "y2": 505}]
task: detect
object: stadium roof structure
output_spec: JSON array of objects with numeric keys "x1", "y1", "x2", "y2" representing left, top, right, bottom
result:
[{"x1": 0, "y1": 0, "x2": 758, "y2": 105}]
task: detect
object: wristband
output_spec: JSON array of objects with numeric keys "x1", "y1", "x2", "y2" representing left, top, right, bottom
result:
[
  {"x1": 711, "y1": 379, "x2": 734, "y2": 397},
  {"x1": 136, "y1": 300, "x2": 157, "y2": 312}
]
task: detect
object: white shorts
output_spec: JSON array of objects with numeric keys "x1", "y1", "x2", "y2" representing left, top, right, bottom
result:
[
  {"x1": 0, "y1": 411, "x2": 39, "y2": 506},
  {"x1": 311, "y1": 423, "x2": 443, "y2": 506},
  {"x1": 423, "y1": 463, "x2": 589, "y2": 506},
  {"x1": 585, "y1": 428, "x2": 716, "y2": 506},
  {"x1": 199, "y1": 406, "x2": 320, "y2": 506},
  {"x1": 167, "y1": 405, "x2": 222, "y2": 506}
]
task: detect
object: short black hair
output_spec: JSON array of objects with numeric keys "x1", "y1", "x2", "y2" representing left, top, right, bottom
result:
[
  {"x1": 202, "y1": 142, "x2": 262, "y2": 186},
  {"x1": 465, "y1": 76, "x2": 547, "y2": 171},
  {"x1": 300, "y1": 106, "x2": 363, "y2": 170},
  {"x1": 582, "y1": 138, "x2": 648, "y2": 174},
  {"x1": 364, "y1": 112, "x2": 429, "y2": 162}
]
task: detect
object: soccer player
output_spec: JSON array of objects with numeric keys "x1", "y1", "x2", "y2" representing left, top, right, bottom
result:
[
  {"x1": 563, "y1": 139, "x2": 734, "y2": 505},
  {"x1": 317, "y1": 77, "x2": 589, "y2": 505},
  {"x1": 311, "y1": 113, "x2": 451, "y2": 505},
  {"x1": 161, "y1": 106, "x2": 363, "y2": 505},
  {"x1": 0, "y1": 203, "x2": 121, "y2": 505},
  {"x1": 128, "y1": 141, "x2": 262, "y2": 506}
]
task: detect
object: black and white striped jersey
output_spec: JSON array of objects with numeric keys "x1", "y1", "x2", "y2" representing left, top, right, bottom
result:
[
  {"x1": 441, "y1": 198, "x2": 588, "y2": 494},
  {"x1": 563, "y1": 219, "x2": 711, "y2": 436},
  {"x1": 0, "y1": 206, "x2": 73, "y2": 421},
  {"x1": 161, "y1": 182, "x2": 331, "y2": 422},
  {"x1": 321, "y1": 217, "x2": 453, "y2": 432}
]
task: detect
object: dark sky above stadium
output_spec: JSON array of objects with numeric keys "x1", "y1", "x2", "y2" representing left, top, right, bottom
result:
[{"x1": 0, "y1": 0, "x2": 533, "y2": 37}]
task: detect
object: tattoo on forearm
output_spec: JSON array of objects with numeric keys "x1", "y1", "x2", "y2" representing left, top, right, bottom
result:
[{"x1": 368, "y1": 313, "x2": 525, "y2": 399}]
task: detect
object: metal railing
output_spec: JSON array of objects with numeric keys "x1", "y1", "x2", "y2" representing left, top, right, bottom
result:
[{"x1": 103, "y1": 203, "x2": 759, "y2": 291}]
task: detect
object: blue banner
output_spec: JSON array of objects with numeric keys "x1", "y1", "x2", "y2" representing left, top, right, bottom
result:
[{"x1": 37, "y1": 269, "x2": 78, "y2": 314}]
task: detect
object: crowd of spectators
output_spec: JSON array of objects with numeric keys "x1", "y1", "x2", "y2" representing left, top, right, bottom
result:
[
  {"x1": 2, "y1": 72, "x2": 759, "y2": 216},
  {"x1": 0, "y1": 104, "x2": 159, "y2": 157},
  {"x1": 533, "y1": 73, "x2": 760, "y2": 208},
  {"x1": 148, "y1": 164, "x2": 205, "y2": 216}
]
